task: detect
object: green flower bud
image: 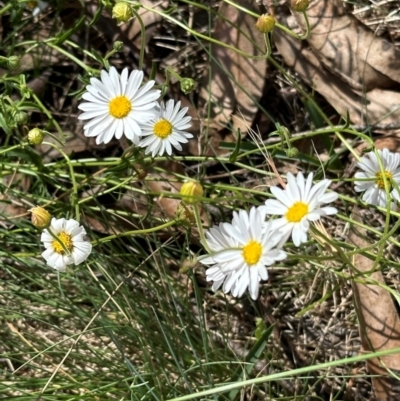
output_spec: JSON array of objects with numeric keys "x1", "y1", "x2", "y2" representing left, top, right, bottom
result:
[
  {"x1": 28, "y1": 127, "x2": 45, "y2": 145},
  {"x1": 286, "y1": 147, "x2": 299, "y2": 158},
  {"x1": 113, "y1": 41, "x2": 124, "y2": 52},
  {"x1": 255, "y1": 14, "x2": 276, "y2": 33},
  {"x1": 7, "y1": 56, "x2": 21, "y2": 70},
  {"x1": 14, "y1": 111, "x2": 29, "y2": 125},
  {"x1": 291, "y1": 0, "x2": 310, "y2": 12},
  {"x1": 112, "y1": 2, "x2": 133, "y2": 24},
  {"x1": 180, "y1": 78, "x2": 196, "y2": 95}
]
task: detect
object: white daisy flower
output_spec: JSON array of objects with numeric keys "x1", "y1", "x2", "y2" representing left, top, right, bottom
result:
[
  {"x1": 200, "y1": 207, "x2": 287, "y2": 300},
  {"x1": 263, "y1": 172, "x2": 338, "y2": 247},
  {"x1": 139, "y1": 99, "x2": 193, "y2": 156},
  {"x1": 78, "y1": 67, "x2": 160, "y2": 145},
  {"x1": 41, "y1": 218, "x2": 92, "y2": 272},
  {"x1": 27, "y1": 0, "x2": 49, "y2": 16},
  {"x1": 354, "y1": 148, "x2": 400, "y2": 209}
]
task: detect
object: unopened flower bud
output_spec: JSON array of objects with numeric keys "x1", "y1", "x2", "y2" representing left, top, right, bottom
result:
[
  {"x1": 180, "y1": 180, "x2": 203, "y2": 204},
  {"x1": 30, "y1": 206, "x2": 52, "y2": 229},
  {"x1": 7, "y1": 56, "x2": 21, "y2": 70},
  {"x1": 291, "y1": 0, "x2": 310, "y2": 12},
  {"x1": 255, "y1": 14, "x2": 276, "y2": 33},
  {"x1": 28, "y1": 127, "x2": 45, "y2": 145},
  {"x1": 286, "y1": 147, "x2": 299, "y2": 158},
  {"x1": 113, "y1": 41, "x2": 124, "y2": 52},
  {"x1": 180, "y1": 78, "x2": 196, "y2": 94},
  {"x1": 112, "y1": 2, "x2": 133, "y2": 24},
  {"x1": 14, "y1": 111, "x2": 28, "y2": 125},
  {"x1": 136, "y1": 168, "x2": 147, "y2": 180}
]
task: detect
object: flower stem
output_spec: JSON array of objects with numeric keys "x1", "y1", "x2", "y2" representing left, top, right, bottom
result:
[
  {"x1": 193, "y1": 203, "x2": 211, "y2": 254},
  {"x1": 94, "y1": 219, "x2": 181, "y2": 245},
  {"x1": 43, "y1": 142, "x2": 80, "y2": 221}
]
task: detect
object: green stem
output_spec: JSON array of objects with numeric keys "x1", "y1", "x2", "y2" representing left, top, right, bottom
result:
[
  {"x1": 46, "y1": 42, "x2": 98, "y2": 74},
  {"x1": 275, "y1": 11, "x2": 311, "y2": 40},
  {"x1": 142, "y1": 5, "x2": 268, "y2": 61},
  {"x1": 0, "y1": 2, "x2": 12, "y2": 16},
  {"x1": 131, "y1": 8, "x2": 146, "y2": 70},
  {"x1": 42, "y1": 142, "x2": 80, "y2": 221},
  {"x1": 193, "y1": 203, "x2": 211, "y2": 253},
  {"x1": 0, "y1": 144, "x2": 23, "y2": 155},
  {"x1": 167, "y1": 345, "x2": 400, "y2": 401},
  {"x1": 94, "y1": 219, "x2": 181, "y2": 245},
  {"x1": 30, "y1": 92, "x2": 63, "y2": 136}
]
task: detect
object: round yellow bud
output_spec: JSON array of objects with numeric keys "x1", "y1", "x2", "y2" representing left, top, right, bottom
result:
[
  {"x1": 291, "y1": 0, "x2": 310, "y2": 12},
  {"x1": 255, "y1": 14, "x2": 276, "y2": 33},
  {"x1": 180, "y1": 181, "x2": 204, "y2": 204},
  {"x1": 28, "y1": 127, "x2": 45, "y2": 145},
  {"x1": 112, "y1": 2, "x2": 133, "y2": 24},
  {"x1": 30, "y1": 206, "x2": 52, "y2": 229}
]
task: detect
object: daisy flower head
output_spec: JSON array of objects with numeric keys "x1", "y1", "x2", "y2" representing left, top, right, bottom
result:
[
  {"x1": 27, "y1": 0, "x2": 49, "y2": 16},
  {"x1": 263, "y1": 172, "x2": 338, "y2": 247},
  {"x1": 41, "y1": 218, "x2": 92, "y2": 272},
  {"x1": 139, "y1": 99, "x2": 193, "y2": 157},
  {"x1": 78, "y1": 67, "x2": 160, "y2": 145},
  {"x1": 354, "y1": 148, "x2": 400, "y2": 209},
  {"x1": 201, "y1": 207, "x2": 287, "y2": 300}
]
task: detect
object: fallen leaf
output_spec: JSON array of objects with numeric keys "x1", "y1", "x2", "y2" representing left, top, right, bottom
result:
[
  {"x1": 120, "y1": 0, "x2": 168, "y2": 48},
  {"x1": 274, "y1": 19, "x2": 400, "y2": 127},
  {"x1": 198, "y1": 0, "x2": 266, "y2": 138},
  {"x1": 347, "y1": 206, "x2": 400, "y2": 400},
  {"x1": 291, "y1": 0, "x2": 400, "y2": 91}
]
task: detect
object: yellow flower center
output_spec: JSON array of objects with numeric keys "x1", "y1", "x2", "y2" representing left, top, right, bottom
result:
[
  {"x1": 286, "y1": 201, "x2": 308, "y2": 223},
  {"x1": 153, "y1": 119, "x2": 173, "y2": 139},
  {"x1": 375, "y1": 171, "x2": 392, "y2": 189},
  {"x1": 52, "y1": 232, "x2": 73, "y2": 255},
  {"x1": 242, "y1": 240, "x2": 262, "y2": 266},
  {"x1": 109, "y1": 96, "x2": 132, "y2": 118}
]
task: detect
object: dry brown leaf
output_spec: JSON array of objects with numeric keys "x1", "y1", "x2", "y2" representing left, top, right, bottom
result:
[
  {"x1": 146, "y1": 174, "x2": 182, "y2": 218},
  {"x1": 347, "y1": 206, "x2": 400, "y2": 400},
  {"x1": 120, "y1": 0, "x2": 168, "y2": 48},
  {"x1": 274, "y1": 22, "x2": 400, "y2": 127},
  {"x1": 292, "y1": 0, "x2": 400, "y2": 91},
  {"x1": 199, "y1": 0, "x2": 266, "y2": 137}
]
